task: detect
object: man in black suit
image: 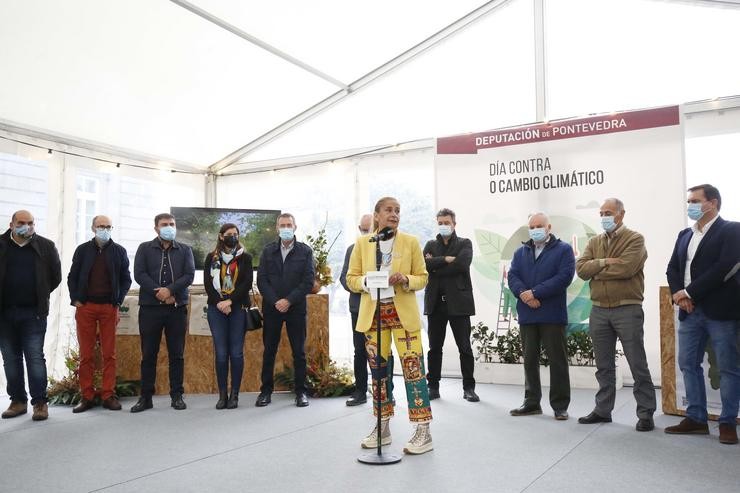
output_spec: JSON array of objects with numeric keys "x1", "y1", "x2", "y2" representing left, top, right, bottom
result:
[
  {"x1": 256, "y1": 213, "x2": 315, "y2": 408},
  {"x1": 424, "y1": 208, "x2": 478, "y2": 402},
  {"x1": 665, "y1": 184, "x2": 740, "y2": 445}
]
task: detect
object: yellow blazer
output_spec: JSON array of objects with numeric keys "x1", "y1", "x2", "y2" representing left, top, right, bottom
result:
[{"x1": 346, "y1": 230, "x2": 428, "y2": 333}]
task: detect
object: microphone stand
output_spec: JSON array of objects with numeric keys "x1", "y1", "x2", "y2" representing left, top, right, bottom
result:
[{"x1": 358, "y1": 235, "x2": 401, "y2": 465}]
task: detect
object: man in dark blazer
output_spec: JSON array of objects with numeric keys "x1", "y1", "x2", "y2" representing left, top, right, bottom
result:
[
  {"x1": 424, "y1": 208, "x2": 478, "y2": 402},
  {"x1": 256, "y1": 213, "x2": 315, "y2": 408},
  {"x1": 666, "y1": 184, "x2": 740, "y2": 445}
]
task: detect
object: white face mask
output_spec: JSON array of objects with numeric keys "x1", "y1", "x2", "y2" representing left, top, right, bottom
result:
[{"x1": 438, "y1": 225, "x2": 453, "y2": 237}]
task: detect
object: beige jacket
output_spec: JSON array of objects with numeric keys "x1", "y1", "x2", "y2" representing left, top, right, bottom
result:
[{"x1": 576, "y1": 225, "x2": 647, "y2": 307}]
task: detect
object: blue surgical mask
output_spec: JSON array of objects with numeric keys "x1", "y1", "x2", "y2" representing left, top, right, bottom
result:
[
  {"x1": 687, "y1": 203, "x2": 704, "y2": 221},
  {"x1": 13, "y1": 224, "x2": 32, "y2": 238},
  {"x1": 529, "y1": 227, "x2": 547, "y2": 243},
  {"x1": 279, "y1": 228, "x2": 295, "y2": 241},
  {"x1": 159, "y1": 226, "x2": 176, "y2": 241},
  {"x1": 95, "y1": 228, "x2": 111, "y2": 243},
  {"x1": 438, "y1": 225, "x2": 453, "y2": 237},
  {"x1": 601, "y1": 216, "x2": 616, "y2": 233}
]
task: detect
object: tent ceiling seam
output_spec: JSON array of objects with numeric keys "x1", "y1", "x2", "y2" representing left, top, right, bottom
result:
[{"x1": 169, "y1": 0, "x2": 348, "y2": 90}]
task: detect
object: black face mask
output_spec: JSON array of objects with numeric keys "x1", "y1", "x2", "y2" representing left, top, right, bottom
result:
[{"x1": 223, "y1": 236, "x2": 239, "y2": 249}]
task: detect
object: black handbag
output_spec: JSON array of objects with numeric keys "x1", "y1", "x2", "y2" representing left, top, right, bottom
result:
[
  {"x1": 244, "y1": 306, "x2": 263, "y2": 331},
  {"x1": 244, "y1": 292, "x2": 263, "y2": 331}
]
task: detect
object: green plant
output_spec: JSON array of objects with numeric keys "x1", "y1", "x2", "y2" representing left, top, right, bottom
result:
[
  {"x1": 274, "y1": 351, "x2": 355, "y2": 397},
  {"x1": 494, "y1": 327, "x2": 524, "y2": 364},
  {"x1": 470, "y1": 322, "x2": 497, "y2": 363},
  {"x1": 472, "y1": 323, "x2": 622, "y2": 366},
  {"x1": 304, "y1": 215, "x2": 341, "y2": 287},
  {"x1": 47, "y1": 347, "x2": 140, "y2": 405}
]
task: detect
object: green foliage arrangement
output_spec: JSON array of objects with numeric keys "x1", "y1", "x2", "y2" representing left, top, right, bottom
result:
[
  {"x1": 274, "y1": 351, "x2": 355, "y2": 397},
  {"x1": 471, "y1": 324, "x2": 622, "y2": 366},
  {"x1": 47, "y1": 348, "x2": 140, "y2": 405},
  {"x1": 304, "y1": 216, "x2": 341, "y2": 287}
]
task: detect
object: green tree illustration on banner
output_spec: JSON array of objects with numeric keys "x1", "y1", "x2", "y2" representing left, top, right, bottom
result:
[{"x1": 472, "y1": 216, "x2": 597, "y2": 333}]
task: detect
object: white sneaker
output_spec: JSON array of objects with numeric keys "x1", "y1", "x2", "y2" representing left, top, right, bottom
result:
[
  {"x1": 403, "y1": 423, "x2": 433, "y2": 455},
  {"x1": 361, "y1": 420, "x2": 391, "y2": 448}
]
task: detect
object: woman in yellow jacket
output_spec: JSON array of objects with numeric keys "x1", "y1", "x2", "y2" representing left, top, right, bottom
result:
[{"x1": 347, "y1": 196, "x2": 433, "y2": 455}]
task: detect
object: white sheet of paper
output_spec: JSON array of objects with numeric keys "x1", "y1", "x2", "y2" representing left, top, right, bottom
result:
[
  {"x1": 366, "y1": 271, "x2": 394, "y2": 300},
  {"x1": 366, "y1": 271, "x2": 389, "y2": 289}
]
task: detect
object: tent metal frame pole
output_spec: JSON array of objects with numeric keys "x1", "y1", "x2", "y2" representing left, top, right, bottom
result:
[
  {"x1": 533, "y1": 0, "x2": 547, "y2": 122},
  {"x1": 208, "y1": 0, "x2": 513, "y2": 173},
  {"x1": 169, "y1": 0, "x2": 348, "y2": 90}
]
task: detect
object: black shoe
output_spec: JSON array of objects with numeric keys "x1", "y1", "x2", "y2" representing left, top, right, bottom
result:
[
  {"x1": 346, "y1": 391, "x2": 367, "y2": 406},
  {"x1": 171, "y1": 394, "x2": 187, "y2": 410},
  {"x1": 130, "y1": 397, "x2": 153, "y2": 413},
  {"x1": 226, "y1": 393, "x2": 239, "y2": 409},
  {"x1": 578, "y1": 411, "x2": 612, "y2": 424},
  {"x1": 216, "y1": 391, "x2": 228, "y2": 410},
  {"x1": 429, "y1": 388, "x2": 440, "y2": 400},
  {"x1": 72, "y1": 399, "x2": 95, "y2": 414},
  {"x1": 554, "y1": 410, "x2": 569, "y2": 421},
  {"x1": 463, "y1": 388, "x2": 480, "y2": 402},
  {"x1": 510, "y1": 403, "x2": 542, "y2": 416},
  {"x1": 296, "y1": 393, "x2": 309, "y2": 407},
  {"x1": 636, "y1": 417, "x2": 655, "y2": 432},
  {"x1": 255, "y1": 392, "x2": 271, "y2": 407}
]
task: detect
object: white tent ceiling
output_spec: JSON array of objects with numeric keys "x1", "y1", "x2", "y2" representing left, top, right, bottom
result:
[
  {"x1": 0, "y1": 0, "x2": 502, "y2": 170},
  {"x1": 2, "y1": 0, "x2": 739, "y2": 173}
]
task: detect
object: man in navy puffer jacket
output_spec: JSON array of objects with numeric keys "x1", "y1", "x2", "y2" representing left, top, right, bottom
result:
[{"x1": 507, "y1": 212, "x2": 575, "y2": 420}]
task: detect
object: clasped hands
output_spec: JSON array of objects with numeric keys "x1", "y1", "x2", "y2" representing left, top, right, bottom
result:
[
  {"x1": 275, "y1": 298, "x2": 291, "y2": 313},
  {"x1": 672, "y1": 289, "x2": 694, "y2": 314},
  {"x1": 154, "y1": 287, "x2": 176, "y2": 305},
  {"x1": 519, "y1": 289, "x2": 541, "y2": 309}
]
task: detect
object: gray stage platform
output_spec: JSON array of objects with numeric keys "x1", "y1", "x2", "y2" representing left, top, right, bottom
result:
[{"x1": 1, "y1": 379, "x2": 738, "y2": 493}]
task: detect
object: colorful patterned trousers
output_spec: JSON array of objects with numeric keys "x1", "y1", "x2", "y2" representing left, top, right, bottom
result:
[{"x1": 365, "y1": 301, "x2": 432, "y2": 423}]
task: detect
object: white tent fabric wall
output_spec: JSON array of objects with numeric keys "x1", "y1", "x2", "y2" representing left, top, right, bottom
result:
[{"x1": 0, "y1": 137, "x2": 205, "y2": 394}]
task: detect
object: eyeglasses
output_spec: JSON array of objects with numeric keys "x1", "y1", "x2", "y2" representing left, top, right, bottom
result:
[{"x1": 95, "y1": 226, "x2": 113, "y2": 231}]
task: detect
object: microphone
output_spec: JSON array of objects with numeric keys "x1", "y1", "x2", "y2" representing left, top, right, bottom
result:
[{"x1": 369, "y1": 226, "x2": 395, "y2": 242}]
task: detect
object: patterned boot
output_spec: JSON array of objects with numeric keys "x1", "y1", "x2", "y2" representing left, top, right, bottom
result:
[
  {"x1": 403, "y1": 423, "x2": 433, "y2": 455},
  {"x1": 361, "y1": 419, "x2": 391, "y2": 448}
]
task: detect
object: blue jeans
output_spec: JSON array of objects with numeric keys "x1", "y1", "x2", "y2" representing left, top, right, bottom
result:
[
  {"x1": 207, "y1": 305, "x2": 247, "y2": 392},
  {"x1": 0, "y1": 306, "x2": 48, "y2": 405},
  {"x1": 678, "y1": 306, "x2": 740, "y2": 425}
]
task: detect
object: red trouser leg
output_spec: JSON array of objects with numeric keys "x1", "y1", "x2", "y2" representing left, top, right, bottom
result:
[
  {"x1": 98, "y1": 304, "x2": 118, "y2": 400},
  {"x1": 75, "y1": 304, "x2": 98, "y2": 401}
]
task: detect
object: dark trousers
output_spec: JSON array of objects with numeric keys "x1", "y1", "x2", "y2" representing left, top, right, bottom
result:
[
  {"x1": 521, "y1": 323, "x2": 571, "y2": 411},
  {"x1": 0, "y1": 306, "x2": 48, "y2": 405},
  {"x1": 352, "y1": 310, "x2": 394, "y2": 395},
  {"x1": 261, "y1": 310, "x2": 307, "y2": 394},
  {"x1": 351, "y1": 311, "x2": 368, "y2": 392},
  {"x1": 138, "y1": 305, "x2": 187, "y2": 398},
  {"x1": 426, "y1": 301, "x2": 475, "y2": 390},
  {"x1": 207, "y1": 305, "x2": 247, "y2": 393}
]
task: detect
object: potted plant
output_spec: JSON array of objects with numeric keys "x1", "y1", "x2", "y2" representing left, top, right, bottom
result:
[
  {"x1": 470, "y1": 323, "x2": 623, "y2": 389},
  {"x1": 304, "y1": 219, "x2": 341, "y2": 294}
]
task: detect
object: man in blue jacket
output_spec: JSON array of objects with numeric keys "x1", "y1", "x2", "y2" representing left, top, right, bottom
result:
[
  {"x1": 256, "y1": 213, "x2": 315, "y2": 408},
  {"x1": 507, "y1": 212, "x2": 575, "y2": 420},
  {"x1": 130, "y1": 213, "x2": 195, "y2": 413},
  {"x1": 665, "y1": 184, "x2": 740, "y2": 445},
  {"x1": 67, "y1": 215, "x2": 131, "y2": 413}
]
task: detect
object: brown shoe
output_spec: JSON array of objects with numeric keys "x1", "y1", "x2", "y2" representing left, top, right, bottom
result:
[
  {"x1": 32, "y1": 402, "x2": 48, "y2": 421},
  {"x1": 102, "y1": 396, "x2": 122, "y2": 411},
  {"x1": 1, "y1": 400, "x2": 28, "y2": 419},
  {"x1": 719, "y1": 424, "x2": 738, "y2": 445},
  {"x1": 72, "y1": 399, "x2": 95, "y2": 414},
  {"x1": 664, "y1": 417, "x2": 709, "y2": 435}
]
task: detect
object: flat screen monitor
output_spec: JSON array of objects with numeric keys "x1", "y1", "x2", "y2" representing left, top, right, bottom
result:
[{"x1": 170, "y1": 206, "x2": 281, "y2": 270}]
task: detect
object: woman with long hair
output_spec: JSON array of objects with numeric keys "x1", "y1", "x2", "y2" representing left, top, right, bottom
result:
[
  {"x1": 346, "y1": 197, "x2": 433, "y2": 454},
  {"x1": 203, "y1": 223, "x2": 253, "y2": 409}
]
